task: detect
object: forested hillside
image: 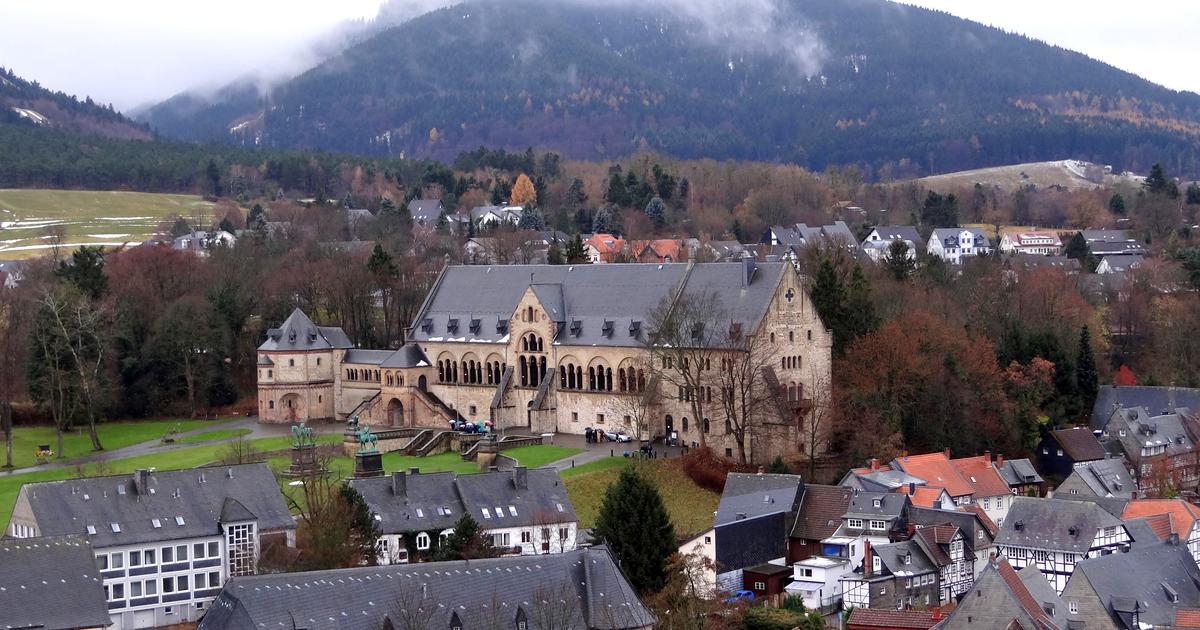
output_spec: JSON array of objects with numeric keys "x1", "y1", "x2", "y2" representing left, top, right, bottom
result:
[
  {"x1": 0, "y1": 67, "x2": 151, "y2": 140},
  {"x1": 141, "y1": 0, "x2": 1200, "y2": 177}
]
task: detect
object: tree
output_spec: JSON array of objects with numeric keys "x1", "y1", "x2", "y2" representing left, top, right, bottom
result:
[
  {"x1": 517, "y1": 208, "x2": 546, "y2": 231},
  {"x1": 717, "y1": 322, "x2": 778, "y2": 464},
  {"x1": 566, "y1": 178, "x2": 587, "y2": 210},
  {"x1": 1109, "y1": 193, "x2": 1127, "y2": 215},
  {"x1": 1064, "y1": 232, "x2": 1098, "y2": 272},
  {"x1": 592, "y1": 203, "x2": 616, "y2": 234},
  {"x1": 1114, "y1": 364, "x2": 1138, "y2": 386},
  {"x1": 843, "y1": 265, "x2": 878, "y2": 343},
  {"x1": 290, "y1": 474, "x2": 381, "y2": 570},
  {"x1": 809, "y1": 258, "x2": 846, "y2": 353},
  {"x1": 205, "y1": 158, "x2": 222, "y2": 197},
  {"x1": 433, "y1": 513, "x2": 496, "y2": 561},
  {"x1": 644, "y1": 196, "x2": 667, "y2": 229},
  {"x1": 0, "y1": 282, "x2": 29, "y2": 468},
  {"x1": 592, "y1": 466, "x2": 675, "y2": 594},
  {"x1": 510, "y1": 173, "x2": 537, "y2": 207},
  {"x1": 341, "y1": 191, "x2": 354, "y2": 209},
  {"x1": 920, "y1": 191, "x2": 958, "y2": 228},
  {"x1": 605, "y1": 172, "x2": 629, "y2": 207},
  {"x1": 647, "y1": 290, "x2": 723, "y2": 449},
  {"x1": 882, "y1": 240, "x2": 915, "y2": 280},
  {"x1": 55, "y1": 246, "x2": 107, "y2": 300},
  {"x1": 1144, "y1": 163, "x2": 1177, "y2": 197},
  {"x1": 565, "y1": 233, "x2": 589, "y2": 264},
  {"x1": 32, "y1": 287, "x2": 108, "y2": 452},
  {"x1": 144, "y1": 296, "x2": 227, "y2": 417},
  {"x1": 1076, "y1": 325, "x2": 1098, "y2": 415}
]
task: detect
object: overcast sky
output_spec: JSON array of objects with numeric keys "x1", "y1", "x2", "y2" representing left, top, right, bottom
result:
[{"x1": 2, "y1": 0, "x2": 1198, "y2": 112}]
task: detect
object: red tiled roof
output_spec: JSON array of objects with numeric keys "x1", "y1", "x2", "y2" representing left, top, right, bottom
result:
[
  {"x1": 847, "y1": 608, "x2": 940, "y2": 629},
  {"x1": 1050, "y1": 427, "x2": 1107, "y2": 462},
  {"x1": 1123, "y1": 499, "x2": 1200, "y2": 538},
  {"x1": 1134, "y1": 513, "x2": 1175, "y2": 541},
  {"x1": 958, "y1": 504, "x2": 1000, "y2": 537},
  {"x1": 585, "y1": 234, "x2": 625, "y2": 255},
  {"x1": 997, "y1": 558, "x2": 1055, "y2": 629},
  {"x1": 951, "y1": 455, "x2": 1012, "y2": 498},
  {"x1": 894, "y1": 485, "x2": 947, "y2": 508},
  {"x1": 895, "y1": 453, "x2": 974, "y2": 497},
  {"x1": 1176, "y1": 608, "x2": 1200, "y2": 628}
]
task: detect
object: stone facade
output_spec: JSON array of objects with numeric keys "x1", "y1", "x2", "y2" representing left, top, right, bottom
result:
[{"x1": 257, "y1": 262, "x2": 832, "y2": 463}]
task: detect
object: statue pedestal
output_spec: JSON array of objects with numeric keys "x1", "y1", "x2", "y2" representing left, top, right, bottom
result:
[
  {"x1": 476, "y1": 437, "x2": 500, "y2": 472},
  {"x1": 354, "y1": 451, "x2": 384, "y2": 479},
  {"x1": 282, "y1": 444, "x2": 325, "y2": 478}
]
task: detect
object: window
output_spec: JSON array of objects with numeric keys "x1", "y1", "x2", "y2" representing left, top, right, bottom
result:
[
  {"x1": 416, "y1": 533, "x2": 431, "y2": 550},
  {"x1": 982, "y1": 498, "x2": 990, "y2": 510},
  {"x1": 111, "y1": 553, "x2": 124, "y2": 569},
  {"x1": 111, "y1": 583, "x2": 125, "y2": 600},
  {"x1": 508, "y1": 506, "x2": 518, "y2": 517},
  {"x1": 208, "y1": 541, "x2": 219, "y2": 558},
  {"x1": 176, "y1": 516, "x2": 186, "y2": 526},
  {"x1": 131, "y1": 581, "x2": 143, "y2": 597},
  {"x1": 1069, "y1": 601, "x2": 1078, "y2": 614},
  {"x1": 194, "y1": 543, "x2": 205, "y2": 559},
  {"x1": 177, "y1": 575, "x2": 188, "y2": 591},
  {"x1": 597, "y1": 413, "x2": 605, "y2": 424},
  {"x1": 145, "y1": 548, "x2": 156, "y2": 564},
  {"x1": 162, "y1": 546, "x2": 173, "y2": 562},
  {"x1": 1057, "y1": 449, "x2": 1064, "y2": 457},
  {"x1": 97, "y1": 554, "x2": 109, "y2": 570},
  {"x1": 209, "y1": 571, "x2": 221, "y2": 588},
  {"x1": 493, "y1": 532, "x2": 511, "y2": 547},
  {"x1": 289, "y1": 359, "x2": 294, "y2": 367},
  {"x1": 163, "y1": 577, "x2": 175, "y2": 593},
  {"x1": 482, "y1": 508, "x2": 491, "y2": 519},
  {"x1": 521, "y1": 531, "x2": 532, "y2": 544},
  {"x1": 870, "y1": 520, "x2": 887, "y2": 531},
  {"x1": 571, "y1": 412, "x2": 578, "y2": 422},
  {"x1": 848, "y1": 518, "x2": 864, "y2": 529},
  {"x1": 754, "y1": 581, "x2": 766, "y2": 590},
  {"x1": 559, "y1": 527, "x2": 569, "y2": 541},
  {"x1": 176, "y1": 544, "x2": 187, "y2": 560},
  {"x1": 469, "y1": 405, "x2": 476, "y2": 416},
  {"x1": 316, "y1": 358, "x2": 321, "y2": 365},
  {"x1": 146, "y1": 580, "x2": 157, "y2": 595}
]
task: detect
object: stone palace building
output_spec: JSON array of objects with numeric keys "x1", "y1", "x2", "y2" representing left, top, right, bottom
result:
[{"x1": 257, "y1": 260, "x2": 831, "y2": 462}]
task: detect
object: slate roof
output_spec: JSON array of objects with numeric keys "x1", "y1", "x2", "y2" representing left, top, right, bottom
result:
[
  {"x1": 17, "y1": 463, "x2": 294, "y2": 548},
  {"x1": 197, "y1": 546, "x2": 654, "y2": 630},
  {"x1": 847, "y1": 608, "x2": 941, "y2": 629},
  {"x1": 913, "y1": 524, "x2": 960, "y2": 566},
  {"x1": 455, "y1": 467, "x2": 578, "y2": 528},
  {"x1": 866, "y1": 225, "x2": 925, "y2": 249},
  {"x1": 1124, "y1": 515, "x2": 1172, "y2": 544},
  {"x1": 1106, "y1": 406, "x2": 1196, "y2": 460},
  {"x1": 1064, "y1": 458, "x2": 1134, "y2": 498},
  {"x1": 930, "y1": 227, "x2": 990, "y2": 248},
  {"x1": 349, "y1": 471, "x2": 462, "y2": 534},
  {"x1": 343, "y1": 349, "x2": 396, "y2": 365},
  {"x1": 1098, "y1": 254, "x2": 1144, "y2": 273},
  {"x1": 874, "y1": 539, "x2": 937, "y2": 577},
  {"x1": 1092, "y1": 386, "x2": 1200, "y2": 430},
  {"x1": 0, "y1": 536, "x2": 111, "y2": 630},
  {"x1": 1016, "y1": 564, "x2": 1068, "y2": 629},
  {"x1": 844, "y1": 491, "x2": 908, "y2": 519},
  {"x1": 1081, "y1": 229, "x2": 1132, "y2": 243},
  {"x1": 893, "y1": 452, "x2": 974, "y2": 497},
  {"x1": 998, "y1": 458, "x2": 1044, "y2": 487},
  {"x1": 377, "y1": 343, "x2": 430, "y2": 369},
  {"x1": 789, "y1": 484, "x2": 852, "y2": 540},
  {"x1": 1050, "y1": 427, "x2": 1107, "y2": 461},
  {"x1": 953, "y1": 504, "x2": 1000, "y2": 539},
  {"x1": 409, "y1": 262, "x2": 790, "y2": 348},
  {"x1": 715, "y1": 472, "x2": 804, "y2": 527},
  {"x1": 1071, "y1": 540, "x2": 1200, "y2": 628},
  {"x1": 258, "y1": 308, "x2": 353, "y2": 351},
  {"x1": 997, "y1": 497, "x2": 1123, "y2": 553},
  {"x1": 940, "y1": 556, "x2": 1060, "y2": 630},
  {"x1": 407, "y1": 199, "x2": 443, "y2": 223},
  {"x1": 842, "y1": 467, "x2": 926, "y2": 493}
]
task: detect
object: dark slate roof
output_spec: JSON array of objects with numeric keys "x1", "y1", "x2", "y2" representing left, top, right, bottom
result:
[
  {"x1": 258, "y1": 308, "x2": 353, "y2": 351},
  {"x1": 1017, "y1": 565, "x2": 1068, "y2": 629},
  {"x1": 455, "y1": 467, "x2": 577, "y2": 528},
  {"x1": 407, "y1": 199, "x2": 443, "y2": 222},
  {"x1": 343, "y1": 349, "x2": 396, "y2": 365},
  {"x1": 1106, "y1": 406, "x2": 1196, "y2": 459},
  {"x1": 378, "y1": 343, "x2": 431, "y2": 369},
  {"x1": 875, "y1": 539, "x2": 937, "y2": 577},
  {"x1": 410, "y1": 262, "x2": 790, "y2": 348},
  {"x1": 1081, "y1": 229, "x2": 1133, "y2": 243},
  {"x1": 219, "y1": 497, "x2": 256, "y2": 523},
  {"x1": 348, "y1": 471, "x2": 463, "y2": 535},
  {"x1": 1068, "y1": 459, "x2": 1135, "y2": 498},
  {"x1": 940, "y1": 557, "x2": 1059, "y2": 630},
  {"x1": 789, "y1": 484, "x2": 853, "y2": 540},
  {"x1": 715, "y1": 473, "x2": 804, "y2": 527},
  {"x1": 844, "y1": 491, "x2": 908, "y2": 519},
  {"x1": 1097, "y1": 253, "x2": 1145, "y2": 271},
  {"x1": 997, "y1": 497, "x2": 1123, "y2": 553},
  {"x1": 866, "y1": 225, "x2": 925, "y2": 249},
  {"x1": 998, "y1": 458, "x2": 1044, "y2": 486},
  {"x1": 1092, "y1": 385, "x2": 1200, "y2": 430},
  {"x1": 0, "y1": 536, "x2": 111, "y2": 630},
  {"x1": 1072, "y1": 540, "x2": 1200, "y2": 628},
  {"x1": 20, "y1": 463, "x2": 294, "y2": 547},
  {"x1": 1051, "y1": 427, "x2": 1107, "y2": 461},
  {"x1": 197, "y1": 546, "x2": 654, "y2": 630}
]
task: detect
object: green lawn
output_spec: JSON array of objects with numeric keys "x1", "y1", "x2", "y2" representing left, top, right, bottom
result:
[
  {"x1": 502, "y1": 445, "x2": 582, "y2": 468},
  {"x1": 565, "y1": 458, "x2": 718, "y2": 539},
  {"x1": 176, "y1": 428, "x2": 253, "y2": 444},
  {"x1": 560, "y1": 455, "x2": 635, "y2": 478},
  {"x1": 3, "y1": 419, "x2": 235, "y2": 470},
  {"x1": 0, "y1": 189, "x2": 214, "y2": 258}
]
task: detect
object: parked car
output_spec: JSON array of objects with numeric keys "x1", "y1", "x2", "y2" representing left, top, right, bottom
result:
[
  {"x1": 603, "y1": 430, "x2": 632, "y2": 443},
  {"x1": 723, "y1": 590, "x2": 755, "y2": 604}
]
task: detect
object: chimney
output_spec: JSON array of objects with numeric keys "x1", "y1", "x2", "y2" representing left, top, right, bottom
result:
[
  {"x1": 392, "y1": 471, "x2": 406, "y2": 497},
  {"x1": 908, "y1": 482, "x2": 916, "y2": 495},
  {"x1": 943, "y1": 448, "x2": 951, "y2": 459},
  {"x1": 1169, "y1": 533, "x2": 1181, "y2": 546},
  {"x1": 869, "y1": 458, "x2": 880, "y2": 471},
  {"x1": 996, "y1": 454, "x2": 1005, "y2": 469},
  {"x1": 513, "y1": 466, "x2": 528, "y2": 490},
  {"x1": 863, "y1": 540, "x2": 872, "y2": 577},
  {"x1": 133, "y1": 469, "x2": 150, "y2": 496},
  {"x1": 984, "y1": 450, "x2": 991, "y2": 461},
  {"x1": 741, "y1": 257, "x2": 756, "y2": 287}
]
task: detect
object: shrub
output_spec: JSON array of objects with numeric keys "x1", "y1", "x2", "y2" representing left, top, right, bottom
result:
[{"x1": 680, "y1": 447, "x2": 752, "y2": 492}]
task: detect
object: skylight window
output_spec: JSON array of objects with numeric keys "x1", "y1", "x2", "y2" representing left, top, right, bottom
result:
[
  {"x1": 444, "y1": 506, "x2": 452, "y2": 515},
  {"x1": 152, "y1": 519, "x2": 162, "y2": 528},
  {"x1": 117, "y1": 485, "x2": 126, "y2": 495},
  {"x1": 482, "y1": 508, "x2": 491, "y2": 519},
  {"x1": 555, "y1": 503, "x2": 564, "y2": 512},
  {"x1": 86, "y1": 525, "x2": 97, "y2": 536},
  {"x1": 416, "y1": 508, "x2": 425, "y2": 518},
  {"x1": 494, "y1": 506, "x2": 504, "y2": 518},
  {"x1": 110, "y1": 523, "x2": 121, "y2": 533},
  {"x1": 508, "y1": 506, "x2": 518, "y2": 517},
  {"x1": 175, "y1": 516, "x2": 185, "y2": 526}
]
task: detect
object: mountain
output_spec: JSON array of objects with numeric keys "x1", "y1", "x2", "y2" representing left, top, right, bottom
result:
[
  {"x1": 0, "y1": 67, "x2": 152, "y2": 141},
  {"x1": 140, "y1": 0, "x2": 1200, "y2": 176}
]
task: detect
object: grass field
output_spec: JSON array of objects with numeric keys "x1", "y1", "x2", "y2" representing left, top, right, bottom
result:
[
  {"x1": 564, "y1": 457, "x2": 718, "y2": 539},
  {"x1": 0, "y1": 189, "x2": 214, "y2": 258},
  {"x1": 175, "y1": 428, "x2": 253, "y2": 444},
  {"x1": 3, "y1": 419, "x2": 235, "y2": 470}
]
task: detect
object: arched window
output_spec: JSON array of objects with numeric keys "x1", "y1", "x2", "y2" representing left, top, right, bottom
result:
[
  {"x1": 703, "y1": 418, "x2": 710, "y2": 433},
  {"x1": 520, "y1": 356, "x2": 529, "y2": 387},
  {"x1": 416, "y1": 532, "x2": 431, "y2": 550},
  {"x1": 637, "y1": 369, "x2": 645, "y2": 392},
  {"x1": 770, "y1": 332, "x2": 775, "y2": 343},
  {"x1": 438, "y1": 361, "x2": 446, "y2": 382},
  {"x1": 619, "y1": 369, "x2": 628, "y2": 392},
  {"x1": 588, "y1": 366, "x2": 596, "y2": 391},
  {"x1": 682, "y1": 417, "x2": 689, "y2": 432},
  {"x1": 789, "y1": 330, "x2": 794, "y2": 342}
]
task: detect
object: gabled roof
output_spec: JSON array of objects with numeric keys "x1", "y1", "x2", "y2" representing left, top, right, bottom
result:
[
  {"x1": 874, "y1": 539, "x2": 937, "y2": 576},
  {"x1": 19, "y1": 463, "x2": 294, "y2": 548},
  {"x1": 378, "y1": 343, "x2": 430, "y2": 369},
  {"x1": 893, "y1": 452, "x2": 974, "y2": 497},
  {"x1": 1072, "y1": 540, "x2": 1200, "y2": 628},
  {"x1": 1122, "y1": 499, "x2": 1200, "y2": 539},
  {"x1": 951, "y1": 455, "x2": 1011, "y2": 498},
  {"x1": 844, "y1": 491, "x2": 909, "y2": 519},
  {"x1": 715, "y1": 472, "x2": 804, "y2": 527},
  {"x1": 197, "y1": 546, "x2": 654, "y2": 630},
  {"x1": 893, "y1": 485, "x2": 948, "y2": 508},
  {"x1": 455, "y1": 467, "x2": 577, "y2": 528},
  {"x1": 219, "y1": 497, "x2": 256, "y2": 523},
  {"x1": 1124, "y1": 514, "x2": 1173, "y2": 543},
  {"x1": 1080, "y1": 229, "x2": 1132, "y2": 243},
  {"x1": 866, "y1": 225, "x2": 924, "y2": 247},
  {"x1": 258, "y1": 308, "x2": 353, "y2": 351},
  {"x1": 1092, "y1": 386, "x2": 1200, "y2": 431},
  {"x1": 0, "y1": 536, "x2": 111, "y2": 630},
  {"x1": 789, "y1": 484, "x2": 852, "y2": 540},
  {"x1": 913, "y1": 524, "x2": 960, "y2": 566},
  {"x1": 407, "y1": 198, "x2": 443, "y2": 222},
  {"x1": 1050, "y1": 426, "x2": 1107, "y2": 461},
  {"x1": 998, "y1": 458, "x2": 1044, "y2": 486},
  {"x1": 955, "y1": 504, "x2": 1000, "y2": 538},
  {"x1": 348, "y1": 471, "x2": 463, "y2": 534},
  {"x1": 941, "y1": 556, "x2": 1061, "y2": 630},
  {"x1": 998, "y1": 559, "x2": 1060, "y2": 629},
  {"x1": 997, "y1": 497, "x2": 1123, "y2": 553},
  {"x1": 1064, "y1": 458, "x2": 1135, "y2": 499},
  {"x1": 1098, "y1": 254, "x2": 1144, "y2": 272}
]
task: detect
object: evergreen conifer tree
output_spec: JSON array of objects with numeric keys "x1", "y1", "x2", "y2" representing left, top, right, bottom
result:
[
  {"x1": 1076, "y1": 325, "x2": 1098, "y2": 414},
  {"x1": 644, "y1": 196, "x2": 667, "y2": 229},
  {"x1": 592, "y1": 467, "x2": 675, "y2": 594},
  {"x1": 592, "y1": 204, "x2": 616, "y2": 234},
  {"x1": 882, "y1": 240, "x2": 915, "y2": 280},
  {"x1": 1108, "y1": 193, "x2": 1126, "y2": 215},
  {"x1": 339, "y1": 483, "x2": 381, "y2": 565},
  {"x1": 434, "y1": 513, "x2": 497, "y2": 561},
  {"x1": 843, "y1": 264, "x2": 878, "y2": 346},
  {"x1": 565, "y1": 234, "x2": 589, "y2": 264},
  {"x1": 810, "y1": 258, "x2": 845, "y2": 351}
]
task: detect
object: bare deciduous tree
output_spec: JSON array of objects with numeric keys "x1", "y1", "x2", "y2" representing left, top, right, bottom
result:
[
  {"x1": 647, "y1": 290, "x2": 723, "y2": 448},
  {"x1": 528, "y1": 579, "x2": 582, "y2": 630},
  {"x1": 716, "y1": 323, "x2": 779, "y2": 464},
  {"x1": 605, "y1": 355, "x2": 660, "y2": 448},
  {"x1": 38, "y1": 287, "x2": 108, "y2": 451}
]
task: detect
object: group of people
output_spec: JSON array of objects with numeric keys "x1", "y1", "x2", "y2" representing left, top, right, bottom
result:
[{"x1": 449, "y1": 419, "x2": 491, "y2": 433}]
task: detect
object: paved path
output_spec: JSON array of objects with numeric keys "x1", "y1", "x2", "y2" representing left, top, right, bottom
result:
[{"x1": 541, "y1": 431, "x2": 684, "y2": 471}]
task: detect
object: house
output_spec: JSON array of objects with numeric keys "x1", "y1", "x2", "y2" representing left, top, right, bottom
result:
[
  {"x1": 407, "y1": 199, "x2": 443, "y2": 227},
  {"x1": 787, "y1": 484, "x2": 853, "y2": 562},
  {"x1": 1102, "y1": 405, "x2": 1199, "y2": 491},
  {"x1": 742, "y1": 562, "x2": 793, "y2": 602},
  {"x1": 1062, "y1": 539, "x2": 1200, "y2": 629},
  {"x1": 846, "y1": 608, "x2": 943, "y2": 630},
  {"x1": 1122, "y1": 499, "x2": 1200, "y2": 564},
  {"x1": 702, "y1": 240, "x2": 752, "y2": 261},
  {"x1": 633, "y1": 239, "x2": 685, "y2": 263},
  {"x1": 258, "y1": 261, "x2": 832, "y2": 464},
  {"x1": 861, "y1": 226, "x2": 924, "y2": 262},
  {"x1": 470, "y1": 204, "x2": 524, "y2": 227},
  {"x1": 677, "y1": 529, "x2": 716, "y2": 596},
  {"x1": 1095, "y1": 254, "x2": 1144, "y2": 274},
  {"x1": 196, "y1": 546, "x2": 655, "y2": 630},
  {"x1": 1054, "y1": 459, "x2": 1136, "y2": 509},
  {"x1": 349, "y1": 467, "x2": 577, "y2": 564},
  {"x1": 584, "y1": 233, "x2": 626, "y2": 263},
  {"x1": 0, "y1": 259, "x2": 25, "y2": 288},
  {"x1": 890, "y1": 451, "x2": 1015, "y2": 525},
  {"x1": 713, "y1": 472, "x2": 804, "y2": 590},
  {"x1": 996, "y1": 456, "x2": 1045, "y2": 497},
  {"x1": 911, "y1": 505, "x2": 998, "y2": 577},
  {"x1": 6, "y1": 464, "x2": 295, "y2": 629},
  {"x1": 0, "y1": 535, "x2": 111, "y2": 630},
  {"x1": 787, "y1": 554, "x2": 854, "y2": 612},
  {"x1": 927, "y1": 228, "x2": 992, "y2": 264},
  {"x1": 1038, "y1": 427, "x2": 1107, "y2": 480},
  {"x1": 938, "y1": 556, "x2": 1065, "y2": 629},
  {"x1": 1081, "y1": 229, "x2": 1145, "y2": 257},
  {"x1": 841, "y1": 537, "x2": 942, "y2": 610},
  {"x1": 893, "y1": 483, "x2": 956, "y2": 510},
  {"x1": 172, "y1": 230, "x2": 236, "y2": 257},
  {"x1": 995, "y1": 496, "x2": 1131, "y2": 593},
  {"x1": 999, "y1": 230, "x2": 1063, "y2": 256},
  {"x1": 1091, "y1": 385, "x2": 1200, "y2": 431},
  {"x1": 764, "y1": 221, "x2": 858, "y2": 252}
]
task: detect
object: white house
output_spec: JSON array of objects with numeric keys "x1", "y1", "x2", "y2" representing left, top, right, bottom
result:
[
  {"x1": 861, "y1": 226, "x2": 924, "y2": 262},
  {"x1": 171, "y1": 230, "x2": 237, "y2": 257},
  {"x1": 678, "y1": 528, "x2": 717, "y2": 596},
  {"x1": 927, "y1": 228, "x2": 992, "y2": 264},
  {"x1": 787, "y1": 554, "x2": 852, "y2": 611},
  {"x1": 470, "y1": 204, "x2": 524, "y2": 228},
  {"x1": 6, "y1": 465, "x2": 295, "y2": 630},
  {"x1": 999, "y1": 231, "x2": 1063, "y2": 256}
]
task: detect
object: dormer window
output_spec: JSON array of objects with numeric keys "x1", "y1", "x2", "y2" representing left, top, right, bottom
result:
[
  {"x1": 570, "y1": 320, "x2": 582, "y2": 336},
  {"x1": 421, "y1": 318, "x2": 433, "y2": 333},
  {"x1": 629, "y1": 321, "x2": 642, "y2": 337},
  {"x1": 447, "y1": 319, "x2": 459, "y2": 334},
  {"x1": 496, "y1": 319, "x2": 508, "y2": 334},
  {"x1": 872, "y1": 498, "x2": 881, "y2": 508},
  {"x1": 469, "y1": 318, "x2": 481, "y2": 334},
  {"x1": 602, "y1": 320, "x2": 614, "y2": 337}
]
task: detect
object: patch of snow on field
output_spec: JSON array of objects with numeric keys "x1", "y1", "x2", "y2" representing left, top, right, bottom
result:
[
  {"x1": 88, "y1": 233, "x2": 131, "y2": 239},
  {"x1": 0, "y1": 241, "x2": 137, "y2": 253}
]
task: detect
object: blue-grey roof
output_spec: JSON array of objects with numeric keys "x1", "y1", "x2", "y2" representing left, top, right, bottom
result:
[
  {"x1": 0, "y1": 536, "x2": 111, "y2": 630},
  {"x1": 197, "y1": 546, "x2": 654, "y2": 630},
  {"x1": 1099, "y1": 254, "x2": 1144, "y2": 272},
  {"x1": 998, "y1": 458, "x2": 1044, "y2": 486},
  {"x1": 407, "y1": 199, "x2": 443, "y2": 223},
  {"x1": 1068, "y1": 459, "x2": 1135, "y2": 499},
  {"x1": 1092, "y1": 386, "x2": 1200, "y2": 430},
  {"x1": 18, "y1": 463, "x2": 294, "y2": 548},
  {"x1": 866, "y1": 225, "x2": 924, "y2": 248},
  {"x1": 1105, "y1": 406, "x2": 1195, "y2": 459},
  {"x1": 343, "y1": 349, "x2": 395, "y2": 365},
  {"x1": 1080, "y1": 229, "x2": 1132, "y2": 243},
  {"x1": 258, "y1": 308, "x2": 353, "y2": 351},
  {"x1": 997, "y1": 497, "x2": 1123, "y2": 553},
  {"x1": 1071, "y1": 540, "x2": 1200, "y2": 628},
  {"x1": 410, "y1": 262, "x2": 790, "y2": 348},
  {"x1": 349, "y1": 471, "x2": 463, "y2": 535},
  {"x1": 844, "y1": 491, "x2": 908, "y2": 519},
  {"x1": 931, "y1": 227, "x2": 989, "y2": 248},
  {"x1": 378, "y1": 343, "x2": 431, "y2": 369},
  {"x1": 874, "y1": 539, "x2": 937, "y2": 577},
  {"x1": 714, "y1": 472, "x2": 803, "y2": 527}
]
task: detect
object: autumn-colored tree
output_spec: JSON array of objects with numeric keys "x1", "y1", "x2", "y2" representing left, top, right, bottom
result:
[
  {"x1": 1114, "y1": 365, "x2": 1138, "y2": 386},
  {"x1": 510, "y1": 173, "x2": 537, "y2": 207}
]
